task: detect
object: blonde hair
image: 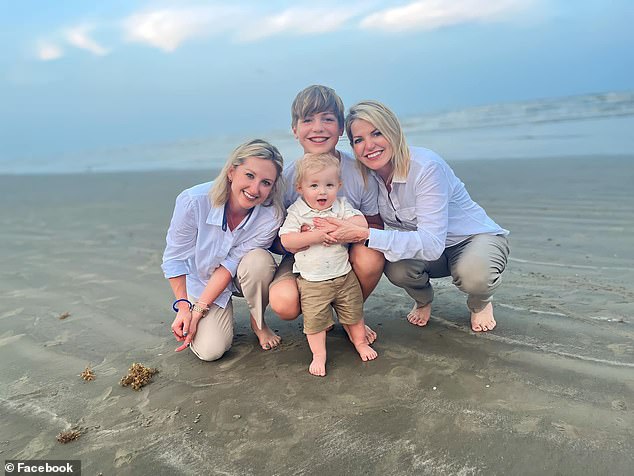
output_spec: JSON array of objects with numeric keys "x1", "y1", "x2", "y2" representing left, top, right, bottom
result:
[
  {"x1": 345, "y1": 100, "x2": 410, "y2": 182},
  {"x1": 291, "y1": 85, "x2": 345, "y2": 129},
  {"x1": 294, "y1": 153, "x2": 341, "y2": 190},
  {"x1": 209, "y1": 139, "x2": 285, "y2": 214}
]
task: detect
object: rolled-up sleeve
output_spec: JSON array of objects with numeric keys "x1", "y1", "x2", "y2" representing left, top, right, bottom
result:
[
  {"x1": 369, "y1": 163, "x2": 449, "y2": 262},
  {"x1": 161, "y1": 191, "x2": 199, "y2": 278}
]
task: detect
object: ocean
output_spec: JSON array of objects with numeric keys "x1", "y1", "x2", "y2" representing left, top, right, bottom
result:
[{"x1": 2, "y1": 90, "x2": 633, "y2": 175}]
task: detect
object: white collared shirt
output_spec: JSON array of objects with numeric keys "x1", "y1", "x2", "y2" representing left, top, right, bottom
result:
[
  {"x1": 368, "y1": 147, "x2": 509, "y2": 262},
  {"x1": 283, "y1": 149, "x2": 379, "y2": 215},
  {"x1": 162, "y1": 181, "x2": 282, "y2": 307},
  {"x1": 279, "y1": 197, "x2": 362, "y2": 282}
]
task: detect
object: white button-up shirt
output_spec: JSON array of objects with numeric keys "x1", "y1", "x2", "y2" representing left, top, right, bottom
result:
[
  {"x1": 283, "y1": 149, "x2": 379, "y2": 215},
  {"x1": 279, "y1": 197, "x2": 362, "y2": 282},
  {"x1": 162, "y1": 181, "x2": 282, "y2": 306},
  {"x1": 368, "y1": 147, "x2": 508, "y2": 262}
]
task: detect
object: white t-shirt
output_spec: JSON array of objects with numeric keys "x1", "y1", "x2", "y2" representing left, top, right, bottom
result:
[{"x1": 279, "y1": 197, "x2": 362, "y2": 282}]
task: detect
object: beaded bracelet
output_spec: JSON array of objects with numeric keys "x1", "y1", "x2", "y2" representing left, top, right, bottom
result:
[{"x1": 172, "y1": 298, "x2": 193, "y2": 312}]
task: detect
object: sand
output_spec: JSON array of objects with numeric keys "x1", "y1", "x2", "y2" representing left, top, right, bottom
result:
[{"x1": 1, "y1": 156, "x2": 633, "y2": 475}]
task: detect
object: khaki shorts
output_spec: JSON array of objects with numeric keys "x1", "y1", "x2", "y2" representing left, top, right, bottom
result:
[{"x1": 297, "y1": 270, "x2": 363, "y2": 335}]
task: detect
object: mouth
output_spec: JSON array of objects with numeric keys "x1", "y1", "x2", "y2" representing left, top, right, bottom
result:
[
  {"x1": 308, "y1": 136, "x2": 330, "y2": 144},
  {"x1": 243, "y1": 190, "x2": 258, "y2": 201},
  {"x1": 366, "y1": 150, "x2": 383, "y2": 160},
  {"x1": 316, "y1": 198, "x2": 328, "y2": 206}
]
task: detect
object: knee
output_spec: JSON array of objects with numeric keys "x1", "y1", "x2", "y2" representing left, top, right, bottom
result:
[
  {"x1": 383, "y1": 261, "x2": 415, "y2": 287},
  {"x1": 191, "y1": 341, "x2": 231, "y2": 362},
  {"x1": 453, "y1": 256, "x2": 500, "y2": 295},
  {"x1": 350, "y1": 245, "x2": 385, "y2": 277},
  {"x1": 269, "y1": 281, "x2": 301, "y2": 320},
  {"x1": 238, "y1": 249, "x2": 275, "y2": 280}
]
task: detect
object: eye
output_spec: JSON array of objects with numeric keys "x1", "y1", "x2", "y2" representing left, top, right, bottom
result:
[
  {"x1": 372, "y1": 130, "x2": 382, "y2": 137},
  {"x1": 353, "y1": 137, "x2": 362, "y2": 144},
  {"x1": 246, "y1": 172, "x2": 255, "y2": 179},
  {"x1": 262, "y1": 180, "x2": 272, "y2": 187},
  {"x1": 302, "y1": 117, "x2": 312, "y2": 123},
  {"x1": 310, "y1": 183, "x2": 318, "y2": 188}
]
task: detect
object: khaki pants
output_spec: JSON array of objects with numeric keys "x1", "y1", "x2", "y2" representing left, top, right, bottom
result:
[
  {"x1": 189, "y1": 248, "x2": 276, "y2": 361},
  {"x1": 383, "y1": 234, "x2": 509, "y2": 313}
]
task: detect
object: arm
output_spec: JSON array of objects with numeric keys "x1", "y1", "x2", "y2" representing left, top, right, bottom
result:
[
  {"x1": 365, "y1": 213, "x2": 384, "y2": 230},
  {"x1": 280, "y1": 229, "x2": 336, "y2": 250},
  {"x1": 174, "y1": 265, "x2": 232, "y2": 351},
  {"x1": 368, "y1": 162, "x2": 449, "y2": 262}
]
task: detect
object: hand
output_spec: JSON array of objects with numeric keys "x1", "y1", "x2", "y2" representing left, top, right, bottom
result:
[
  {"x1": 171, "y1": 308, "x2": 203, "y2": 352},
  {"x1": 313, "y1": 217, "x2": 369, "y2": 244},
  {"x1": 321, "y1": 231, "x2": 338, "y2": 247}
]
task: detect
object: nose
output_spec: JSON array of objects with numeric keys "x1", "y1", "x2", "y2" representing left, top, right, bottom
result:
[{"x1": 312, "y1": 119, "x2": 324, "y2": 132}]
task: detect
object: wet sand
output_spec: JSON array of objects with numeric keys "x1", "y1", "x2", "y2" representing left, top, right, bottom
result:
[{"x1": 1, "y1": 156, "x2": 633, "y2": 475}]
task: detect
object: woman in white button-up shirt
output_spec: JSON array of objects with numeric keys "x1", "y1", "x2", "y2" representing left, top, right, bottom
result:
[
  {"x1": 162, "y1": 139, "x2": 285, "y2": 361},
  {"x1": 314, "y1": 101, "x2": 510, "y2": 333}
]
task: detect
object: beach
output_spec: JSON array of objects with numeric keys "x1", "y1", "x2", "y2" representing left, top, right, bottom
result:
[{"x1": 1, "y1": 155, "x2": 633, "y2": 475}]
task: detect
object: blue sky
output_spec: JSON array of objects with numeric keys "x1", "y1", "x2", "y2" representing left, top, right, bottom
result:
[{"x1": 1, "y1": 0, "x2": 633, "y2": 161}]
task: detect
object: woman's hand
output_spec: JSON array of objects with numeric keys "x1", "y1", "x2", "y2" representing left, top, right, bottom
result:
[
  {"x1": 313, "y1": 217, "x2": 370, "y2": 244},
  {"x1": 171, "y1": 307, "x2": 205, "y2": 352}
]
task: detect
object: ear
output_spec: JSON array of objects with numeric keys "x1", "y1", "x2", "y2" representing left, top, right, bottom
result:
[
  {"x1": 292, "y1": 126, "x2": 298, "y2": 139},
  {"x1": 227, "y1": 166, "x2": 235, "y2": 183}
]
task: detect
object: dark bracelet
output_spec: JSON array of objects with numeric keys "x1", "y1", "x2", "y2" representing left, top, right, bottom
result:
[{"x1": 172, "y1": 298, "x2": 193, "y2": 312}]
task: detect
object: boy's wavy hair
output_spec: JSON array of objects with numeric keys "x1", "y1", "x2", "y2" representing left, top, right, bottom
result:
[
  {"x1": 291, "y1": 85, "x2": 345, "y2": 130},
  {"x1": 345, "y1": 100, "x2": 410, "y2": 183},
  {"x1": 209, "y1": 139, "x2": 285, "y2": 215}
]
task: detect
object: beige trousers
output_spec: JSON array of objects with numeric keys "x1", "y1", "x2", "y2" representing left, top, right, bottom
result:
[
  {"x1": 383, "y1": 234, "x2": 509, "y2": 313},
  {"x1": 189, "y1": 248, "x2": 276, "y2": 361}
]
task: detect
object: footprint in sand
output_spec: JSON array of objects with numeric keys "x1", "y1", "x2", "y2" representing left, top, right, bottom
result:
[{"x1": 611, "y1": 400, "x2": 627, "y2": 411}]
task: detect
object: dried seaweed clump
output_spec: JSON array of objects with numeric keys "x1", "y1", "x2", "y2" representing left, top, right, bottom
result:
[
  {"x1": 120, "y1": 363, "x2": 158, "y2": 390},
  {"x1": 80, "y1": 366, "x2": 95, "y2": 381},
  {"x1": 57, "y1": 429, "x2": 81, "y2": 443},
  {"x1": 58, "y1": 312, "x2": 71, "y2": 320}
]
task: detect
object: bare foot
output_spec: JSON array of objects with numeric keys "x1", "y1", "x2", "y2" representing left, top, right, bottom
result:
[
  {"x1": 407, "y1": 303, "x2": 431, "y2": 327},
  {"x1": 365, "y1": 324, "x2": 377, "y2": 344},
  {"x1": 344, "y1": 323, "x2": 377, "y2": 344},
  {"x1": 471, "y1": 302, "x2": 496, "y2": 332},
  {"x1": 309, "y1": 353, "x2": 327, "y2": 376},
  {"x1": 250, "y1": 317, "x2": 282, "y2": 350},
  {"x1": 355, "y1": 343, "x2": 378, "y2": 362}
]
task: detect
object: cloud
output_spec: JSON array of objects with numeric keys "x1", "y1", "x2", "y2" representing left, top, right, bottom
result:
[
  {"x1": 64, "y1": 25, "x2": 110, "y2": 55},
  {"x1": 236, "y1": 6, "x2": 362, "y2": 42},
  {"x1": 36, "y1": 42, "x2": 64, "y2": 61},
  {"x1": 359, "y1": 0, "x2": 530, "y2": 32},
  {"x1": 123, "y1": 7, "x2": 241, "y2": 52}
]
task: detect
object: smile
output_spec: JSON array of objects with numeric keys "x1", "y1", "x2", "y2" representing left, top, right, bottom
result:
[
  {"x1": 243, "y1": 190, "x2": 258, "y2": 200},
  {"x1": 308, "y1": 137, "x2": 329, "y2": 143},
  {"x1": 366, "y1": 150, "x2": 383, "y2": 159}
]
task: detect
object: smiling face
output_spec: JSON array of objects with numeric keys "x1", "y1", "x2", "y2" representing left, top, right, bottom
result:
[
  {"x1": 350, "y1": 119, "x2": 394, "y2": 179},
  {"x1": 297, "y1": 164, "x2": 341, "y2": 211},
  {"x1": 293, "y1": 111, "x2": 343, "y2": 154},
  {"x1": 227, "y1": 156, "x2": 278, "y2": 212}
]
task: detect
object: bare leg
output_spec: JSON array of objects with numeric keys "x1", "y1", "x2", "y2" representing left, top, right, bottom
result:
[
  {"x1": 269, "y1": 278, "x2": 301, "y2": 321},
  {"x1": 343, "y1": 320, "x2": 378, "y2": 362},
  {"x1": 407, "y1": 302, "x2": 431, "y2": 327},
  {"x1": 250, "y1": 315, "x2": 282, "y2": 350},
  {"x1": 350, "y1": 244, "x2": 384, "y2": 345},
  {"x1": 306, "y1": 331, "x2": 327, "y2": 377},
  {"x1": 471, "y1": 302, "x2": 496, "y2": 332}
]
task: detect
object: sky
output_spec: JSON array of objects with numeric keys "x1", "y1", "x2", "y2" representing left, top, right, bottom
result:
[{"x1": 1, "y1": 0, "x2": 633, "y2": 162}]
